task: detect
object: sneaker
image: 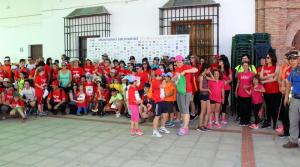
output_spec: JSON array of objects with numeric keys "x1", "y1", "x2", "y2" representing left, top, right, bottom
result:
[
  {"x1": 166, "y1": 121, "x2": 176, "y2": 128},
  {"x1": 130, "y1": 128, "x2": 135, "y2": 136},
  {"x1": 278, "y1": 134, "x2": 289, "y2": 139},
  {"x1": 221, "y1": 118, "x2": 228, "y2": 125},
  {"x1": 196, "y1": 126, "x2": 207, "y2": 132},
  {"x1": 135, "y1": 129, "x2": 143, "y2": 136},
  {"x1": 177, "y1": 128, "x2": 189, "y2": 136},
  {"x1": 190, "y1": 114, "x2": 198, "y2": 121},
  {"x1": 159, "y1": 127, "x2": 170, "y2": 134},
  {"x1": 152, "y1": 130, "x2": 162, "y2": 138},
  {"x1": 116, "y1": 113, "x2": 121, "y2": 118},
  {"x1": 249, "y1": 124, "x2": 259, "y2": 129},
  {"x1": 207, "y1": 122, "x2": 213, "y2": 129},
  {"x1": 283, "y1": 142, "x2": 299, "y2": 149},
  {"x1": 173, "y1": 119, "x2": 181, "y2": 124},
  {"x1": 261, "y1": 123, "x2": 271, "y2": 129},
  {"x1": 204, "y1": 126, "x2": 211, "y2": 131},
  {"x1": 215, "y1": 122, "x2": 221, "y2": 128}
]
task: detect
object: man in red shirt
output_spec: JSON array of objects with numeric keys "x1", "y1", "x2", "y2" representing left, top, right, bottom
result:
[
  {"x1": 175, "y1": 55, "x2": 198, "y2": 136},
  {"x1": 14, "y1": 59, "x2": 29, "y2": 81},
  {"x1": 47, "y1": 81, "x2": 66, "y2": 115}
]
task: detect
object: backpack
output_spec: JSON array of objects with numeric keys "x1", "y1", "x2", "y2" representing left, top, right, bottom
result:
[{"x1": 176, "y1": 75, "x2": 186, "y2": 95}]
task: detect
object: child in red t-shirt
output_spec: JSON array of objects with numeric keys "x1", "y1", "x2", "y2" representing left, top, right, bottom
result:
[
  {"x1": 127, "y1": 76, "x2": 143, "y2": 136},
  {"x1": 34, "y1": 67, "x2": 48, "y2": 115},
  {"x1": 76, "y1": 84, "x2": 88, "y2": 116},
  {"x1": 10, "y1": 92, "x2": 26, "y2": 122}
]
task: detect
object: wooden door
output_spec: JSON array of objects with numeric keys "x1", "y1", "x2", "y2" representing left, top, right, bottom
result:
[
  {"x1": 172, "y1": 20, "x2": 213, "y2": 59},
  {"x1": 30, "y1": 45, "x2": 43, "y2": 60}
]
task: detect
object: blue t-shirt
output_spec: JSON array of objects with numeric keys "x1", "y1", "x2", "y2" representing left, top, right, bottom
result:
[{"x1": 288, "y1": 67, "x2": 300, "y2": 95}]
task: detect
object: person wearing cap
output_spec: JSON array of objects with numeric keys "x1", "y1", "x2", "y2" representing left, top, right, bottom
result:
[
  {"x1": 136, "y1": 64, "x2": 149, "y2": 96},
  {"x1": 0, "y1": 81, "x2": 14, "y2": 120},
  {"x1": 162, "y1": 72, "x2": 176, "y2": 129},
  {"x1": 70, "y1": 58, "x2": 84, "y2": 84},
  {"x1": 9, "y1": 92, "x2": 26, "y2": 122},
  {"x1": 103, "y1": 88, "x2": 124, "y2": 118},
  {"x1": 151, "y1": 57, "x2": 160, "y2": 70},
  {"x1": 283, "y1": 50, "x2": 300, "y2": 148},
  {"x1": 0, "y1": 64, "x2": 9, "y2": 81},
  {"x1": 47, "y1": 81, "x2": 66, "y2": 115},
  {"x1": 126, "y1": 75, "x2": 143, "y2": 135},
  {"x1": 2, "y1": 56, "x2": 12, "y2": 81},
  {"x1": 129, "y1": 56, "x2": 136, "y2": 65},
  {"x1": 151, "y1": 68, "x2": 166, "y2": 137},
  {"x1": 174, "y1": 55, "x2": 199, "y2": 136}
]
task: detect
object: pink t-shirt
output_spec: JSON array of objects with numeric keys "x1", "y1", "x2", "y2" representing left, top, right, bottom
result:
[
  {"x1": 237, "y1": 72, "x2": 254, "y2": 98},
  {"x1": 208, "y1": 80, "x2": 225, "y2": 103},
  {"x1": 222, "y1": 69, "x2": 232, "y2": 91},
  {"x1": 251, "y1": 84, "x2": 264, "y2": 104}
]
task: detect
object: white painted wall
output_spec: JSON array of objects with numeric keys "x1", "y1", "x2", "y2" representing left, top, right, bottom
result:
[{"x1": 0, "y1": 0, "x2": 255, "y2": 63}]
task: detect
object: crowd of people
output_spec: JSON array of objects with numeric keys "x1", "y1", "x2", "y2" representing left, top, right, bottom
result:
[{"x1": 0, "y1": 50, "x2": 300, "y2": 148}]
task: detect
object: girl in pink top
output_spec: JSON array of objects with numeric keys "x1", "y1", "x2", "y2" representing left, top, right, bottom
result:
[
  {"x1": 208, "y1": 69, "x2": 225, "y2": 128},
  {"x1": 235, "y1": 62, "x2": 255, "y2": 126},
  {"x1": 245, "y1": 76, "x2": 265, "y2": 129}
]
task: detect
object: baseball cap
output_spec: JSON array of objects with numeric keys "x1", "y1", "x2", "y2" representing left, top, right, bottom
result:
[
  {"x1": 127, "y1": 75, "x2": 137, "y2": 83},
  {"x1": 3, "y1": 78, "x2": 10, "y2": 82},
  {"x1": 4, "y1": 56, "x2": 10, "y2": 61},
  {"x1": 154, "y1": 69, "x2": 163, "y2": 76},
  {"x1": 175, "y1": 55, "x2": 184, "y2": 61},
  {"x1": 286, "y1": 50, "x2": 299, "y2": 60},
  {"x1": 163, "y1": 72, "x2": 173, "y2": 78},
  {"x1": 51, "y1": 80, "x2": 59, "y2": 87}
]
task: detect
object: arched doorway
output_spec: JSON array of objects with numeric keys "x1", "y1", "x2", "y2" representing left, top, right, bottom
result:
[{"x1": 292, "y1": 30, "x2": 300, "y2": 50}]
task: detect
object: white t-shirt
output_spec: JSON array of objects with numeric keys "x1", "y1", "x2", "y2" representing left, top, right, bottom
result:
[
  {"x1": 20, "y1": 87, "x2": 35, "y2": 101},
  {"x1": 26, "y1": 64, "x2": 36, "y2": 71}
]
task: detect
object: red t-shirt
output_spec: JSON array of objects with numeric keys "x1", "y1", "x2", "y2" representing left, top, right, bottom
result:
[
  {"x1": 51, "y1": 68, "x2": 59, "y2": 81},
  {"x1": 14, "y1": 67, "x2": 29, "y2": 80},
  {"x1": 128, "y1": 86, "x2": 139, "y2": 105},
  {"x1": 175, "y1": 65, "x2": 193, "y2": 93},
  {"x1": 151, "y1": 78, "x2": 162, "y2": 103},
  {"x1": 48, "y1": 89, "x2": 66, "y2": 103},
  {"x1": 222, "y1": 69, "x2": 232, "y2": 91},
  {"x1": 208, "y1": 80, "x2": 225, "y2": 103},
  {"x1": 84, "y1": 82, "x2": 95, "y2": 96},
  {"x1": 4, "y1": 90, "x2": 14, "y2": 103},
  {"x1": 34, "y1": 75, "x2": 47, "y2": 97},
  {"x1": 0, "y1": 71, "x2": 8, "y2": 80},
  {"x1": 84, "y1": 65, "x2": 95, "y2": 75},
  {"x1": 118, "y1": 68, "x2": 129, "y2": 76},
  {"x1": 237, "y1": 72, "x2": 254, "y2": 98},
  {"x1": 71, "y1": 67, "x2": 84, "y2": 83},
  {"x1": 96, "y1": 89, "x2": 110, "y2": 103},
  {"x1": 76, "y1": 91, "x2": 87, "y2": 107},
  {"x1": 11, "y1": 99, "x2": 25, "y2": 107},
  {"x1": 44, "y1": 65, "x2": 50, "y2": 79},
  {"x1": 262, "y1": 65, "x2": 279, "y2": 94},
  {"x1": 136, "y1": 71, "x2": 149, "y2": 91},
  {"x1": 251, "y1": 84, "x2": 264, "y2": 104}
]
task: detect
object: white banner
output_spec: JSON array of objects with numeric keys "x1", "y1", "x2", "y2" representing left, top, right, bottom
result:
[{"x1": 87, "y1": 35, "x2": 189, "y2": 62}]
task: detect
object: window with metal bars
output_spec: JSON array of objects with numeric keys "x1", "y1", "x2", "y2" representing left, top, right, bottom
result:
[
  {"x1": 64, "y1": 6, "x2": 111, "y2": 63},
  {"x1": 159, "y1": 3, "x2": 219, "y2": 61}
]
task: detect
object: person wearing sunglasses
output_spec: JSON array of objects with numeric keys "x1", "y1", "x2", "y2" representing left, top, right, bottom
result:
[{"x1": 259, "y1": 50, "x2": 281, "y2": 129}]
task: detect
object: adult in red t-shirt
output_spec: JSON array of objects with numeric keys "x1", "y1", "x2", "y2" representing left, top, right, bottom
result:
[
  {"x1": 47, "y1": 81, "x2": 66, "y2": 115},
  {"x1": 70, "y1": 59, "x2": 84, "y2": 84},
  {"x1": 259, "y1": 52, "x2": 281, "y2": 129},
  {"x1": 189, "y1": 55, "x2": 201, "y2": 117},
  {"x1": 136, "y1": 65, "x2": 149, "y2": 96},
  {"x1": 84, "y1": 59, "x2": 95, "y2": 76},
  {"x1": 174, "y1": 55, "x2": 198, "y2": 136}
]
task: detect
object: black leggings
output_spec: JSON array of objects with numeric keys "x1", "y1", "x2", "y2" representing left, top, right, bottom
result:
[
  {"x1": 264, "y1": 93, "x2": 282, "y2": 127},
  {"x1": 253, "y1": 103, "x2": 262, "y2": 124},
  {"x1": 221, "y1": 90, "x2": 230, "y2": 114},
  {"x1": 280, "y1": 97, "x2": 290, "y2": 136},
  {"x1": 238, "y1": 96, "x2": 251, "y2": 124}
]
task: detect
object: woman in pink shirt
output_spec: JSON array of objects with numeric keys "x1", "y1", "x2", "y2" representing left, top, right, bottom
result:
[
  {"x1": 245, "y1": 75, "x2": 265, "y2": 129},
  {"x1": 208, "y1": 69, "x2": 225, "y2": 128},
  {"x1": 235, "y1": 62, "x2": 255, "y2": 126}
]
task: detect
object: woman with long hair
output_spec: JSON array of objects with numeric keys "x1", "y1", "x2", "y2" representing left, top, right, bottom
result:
[
  {"x1": 260, "y1": 50, "x2": 281, "y2": 129},
  {"x1": 189, "y1": 55, "x2": 201, "y2": 120},
  {"x1": 219, "y1": 55, "x2": 232, "y2": 124}
]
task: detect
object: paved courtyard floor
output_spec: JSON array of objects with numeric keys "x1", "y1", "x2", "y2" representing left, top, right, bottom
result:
[{"x1": 0, "y1": 115, "x2": 299, "y2": 167}]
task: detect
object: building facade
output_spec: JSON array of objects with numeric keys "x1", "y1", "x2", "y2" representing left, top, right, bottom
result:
[
  {"x1": 0, "y1": 0, "x2": 255, "y2": 62},
  {"x1": 256, "y1": 0, "x2": 300, "y2": 63}
]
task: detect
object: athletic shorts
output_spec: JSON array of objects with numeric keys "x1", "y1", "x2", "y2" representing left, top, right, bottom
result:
[
  {"x1": 163, "y1": 101, "x2": 174, "y2": 113},
  {"x1": 200, "y1": 94, "x2": 209, "y2": 101},
  {"x1": 154, "y1": 102, "x2": 164, "y2": 117},
  {"x1": 210, "y1": 100, "x2": 221, "y2": 104}
]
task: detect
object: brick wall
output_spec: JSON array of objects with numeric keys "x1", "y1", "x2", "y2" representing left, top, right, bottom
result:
[{"x1": 255, "y1": 0, "x2": 300, "y2": 64}]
